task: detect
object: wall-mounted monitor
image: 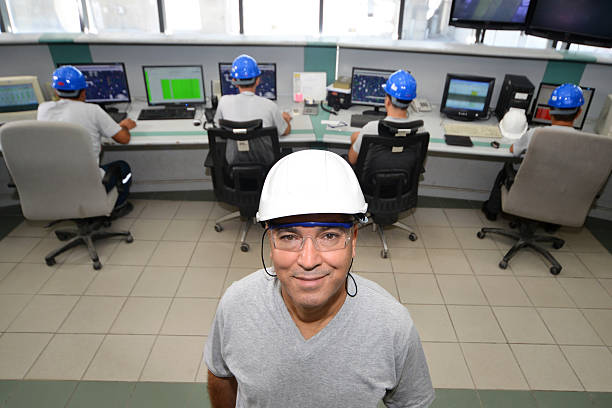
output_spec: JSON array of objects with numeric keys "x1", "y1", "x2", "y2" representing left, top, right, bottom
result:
[
  {"x1": 218, "y1": 62, "x2": 277, "y2": 100},
  {"x1": 350, "y1": 67, "x2": 394, "y2": 116},
  {"x1": 530, "y1": 82, "x2": 594, "y2": 130},
  {"x1": 142, "y1": 65, "x2": 205, "y2": 106},
  {"x1": 0, "y1": 76, "x2": 45, "y2": 123},
  {"x1": 440, "y1": 73, "x2": 495, "y2": 121},
  {"x1": 449, "y1": 0, "x2": 532, "y2": 30},
  {"x1": 526, "y1": 0, "x2": 612, "y2": 48},
  {"x1": 60, "y1": 62, "x2": 131, "y2": 105}
]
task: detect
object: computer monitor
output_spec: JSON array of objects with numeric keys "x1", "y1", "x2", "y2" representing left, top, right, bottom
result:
[
  {"x1": 59, "y1": 63, "x2": 131, "y2": 105},
  {"x1": 529, "y1": 82, "x2": 594, "y2": 130},
  {"x1": 350, "y1": 67, "x2": 394, "y2": 116},
  {"x1": 218, "y1": 62, "x2": 277, "y2": 100},
  {"x1": 0, "y1": 76, "x2": 45, "y2": 123},
  {"x1": 142, "y1": 65, "x2": 205, "y2": 106},
  {"x1": 440, "y1": 74, "x2": 495, "y2": 121},
  {"x1": 450, "y1": 0, "x2": 532, "y2": 30}
]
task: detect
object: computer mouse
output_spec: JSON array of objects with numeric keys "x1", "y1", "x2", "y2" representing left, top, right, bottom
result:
[
  {"x1": 490, "y1": 141, "x2": 500, "y2": 149},
  {"x1": 193, "y1": 119, "x2": 202, "y2": 126}
]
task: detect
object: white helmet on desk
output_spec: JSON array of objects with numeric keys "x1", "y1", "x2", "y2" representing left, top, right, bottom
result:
[{"x1": 499, "y1": 108, "x2": 528, "y2": 140}]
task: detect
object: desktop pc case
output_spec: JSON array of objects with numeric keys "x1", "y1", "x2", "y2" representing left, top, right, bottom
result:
[{"x1": 495, "y1": 74, "x2": 534, "y2": 120}]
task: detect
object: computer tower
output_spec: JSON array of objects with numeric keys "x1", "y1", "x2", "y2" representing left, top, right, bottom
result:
[{"x1": 495, "y1": 74, "x2": 535, "y2": 120}]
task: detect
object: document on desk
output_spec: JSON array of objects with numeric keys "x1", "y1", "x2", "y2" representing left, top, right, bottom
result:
[
  {"x1": 293, "y1": 72, "x2": 327, "y2": 101},
  {"x1": 289, "y1": 114, "x2": 313, "y2": 130}
]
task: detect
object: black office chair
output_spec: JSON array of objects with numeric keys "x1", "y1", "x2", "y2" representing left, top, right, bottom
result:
[
  {"x1": 354, "y1": 120, "x2": 429, "y2": 258},
  {"x1": 206, "y1": 119, "x2": 280, "y2": 252}
]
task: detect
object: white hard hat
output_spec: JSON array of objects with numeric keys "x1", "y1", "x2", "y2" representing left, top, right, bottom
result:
[
  {"x1": 499, "y1": 108, "x2": 528, "y2": 140},
  {"x1": 256, "y1": 150, "x2": 368, "y2": 222}
]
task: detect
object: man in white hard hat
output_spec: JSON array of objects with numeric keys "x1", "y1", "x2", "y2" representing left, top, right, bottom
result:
[{"x1": 204, "y1": 150, "x2": 434, "y2": 408}]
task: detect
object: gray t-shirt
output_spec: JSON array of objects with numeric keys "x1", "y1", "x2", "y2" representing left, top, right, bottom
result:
[
  {"x1": 205, "y1": 269, "x2": 434, "y2": 408},
  {"x1": 352, "y1": 116, "x2": 415, "y2": 155},
  {"x1": 213, "y1": 92, "x2": 288, "y2": 165}
]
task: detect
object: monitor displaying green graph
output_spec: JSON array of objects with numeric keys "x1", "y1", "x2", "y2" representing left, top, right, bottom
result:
[{"x1": 143, "y1": 65, "x2": 205, "y2": 106}]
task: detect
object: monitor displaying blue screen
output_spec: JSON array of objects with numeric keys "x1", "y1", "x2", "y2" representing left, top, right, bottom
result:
[
  {"x1": 451, "y1": 0, "x2": 531, "y2": 24},
  {"x1": 445, "y1": 78, "x2": 491, "y2": 112},
  {"x1": 219, "y1": 63, "x2": 277, "y2": 100},
  {"x1": 0, "y1": 83, "x2": 39, "y2": 113},
  {"x1": 67, "y1": 63, "x2": 131, "y2": 104},
  {"x1": 350, "y1": 67, "x2": 393, "y2": 107}
]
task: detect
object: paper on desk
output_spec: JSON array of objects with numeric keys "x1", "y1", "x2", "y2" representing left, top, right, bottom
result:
[{"x1": 293, "y1": 72, "x2": 327, "y2": 101}]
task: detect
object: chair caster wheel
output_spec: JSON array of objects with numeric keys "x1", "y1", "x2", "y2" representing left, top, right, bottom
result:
[
  {"x1": 93, "y1": 261, "x2": 102, "y2": 270},
  {"x1": 477, "y1": 231, "x2": 486, "y2": 239},
  {"x1": 552, "y1": 240, "x2": 564, "y2": 249},
  {"x1": 409, "y1": 233, "x2": 417, "y2": 241},
  {"x1": 240, "y1": 243, "x2": 250, "y2": 252},
  {"x1": 214, "y1": 224, "x2": 223, "y2": 232},
  {"x1": 550, "y1": 266, "x2": 561, "y2": 275},
  {"x1": 509, "y1": 221, "x2": 518, "y2": 229},
  {"x1": 380, "y1": 249, "x2": 389, "y2": 259},
  {"x1": 45, "y1": 257, "x2": 56, "y2": 266},
  {"x1": 499, "y1": 260, "x2": 508, "y2": 269},
  {"x1": 126, "y1": 234, "x2": 134, "y2": 243},
  {"x1": 55, "y1": 231, "x2": 71, "y2": 241}
]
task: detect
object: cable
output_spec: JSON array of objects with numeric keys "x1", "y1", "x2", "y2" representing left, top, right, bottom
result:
[{"x1": 320, "y1": 101, "x2": 337, "y2": 115}]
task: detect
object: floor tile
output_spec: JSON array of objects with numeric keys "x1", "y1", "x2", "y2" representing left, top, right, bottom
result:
[
  {"x1": 4, "y1": 380, "x2": 77, "y2": 408},
  {"x1": 110, "y1": 297, "x2": 171, "y2": 334},
  {"x1": 358, "y1": 272, "x2": 398, "y2": 300},
  {"x1": 0, "y1": 333, "x2": 52, "y2": 379},
  {"x1": 20, "y1": 238, "x2": 72, "y2": 264},
  {"x1": 129, "y1": 218, "x2": 170, "y2": 241},
  {"x1": 0, "y1": 262, "x2": 16, "y2": 281},
  {"x1": 162, "y1": 219, "x2": 206, "y2": 242},
  {"x1": 557, "y1": 278, "x2": 612, "y2": 308},
  {"x1": 223, "y1": 268, "x2": 255, "y2": 293},
  {"x1": 0, "y1": 263, "x2": 56, "y2": 294},
  {"x1": 0, "y1": 294, "x2": 32, "y2": 331},
  {"x1": 131, "y1": 266, "x2": 185, "y2": 297},
  {"x1": 26, "y1": 334, "x2": 104, "y2": 380},
  {"x1": 558, "y1": 228, "x2": 607, "y2": 253},
  {"x1": 444, "y1": 209, "x2": 483, "y2": 228},
  {"x1": 395, "y1": 274, "x2": 443, "y2": 304},
  {"x1": 413, "y1": 208, "x2": 450, "y2": 227},
  {"x1": 199, "y1": 219, "x2": 241, "y2": 243},
  {"x1": 85, "y1": 265, "x2": 143, "y2": 296},
  {"x1": 422, "y1": 342, "x2": 473, "y2": 389},
  {"x1": 581, "y1": 309, "x2": 612, "y2": 346},
  {"x1": 229, "y1": 242, "x2": 272, "y2": 269},
  {"x1": 561, "y1": 346, "x2": 612, "y2": 392},
  {"x1": 190, "y1": 242, "x2": 235, "y2": 268},
  {"x1": 577, "y1": 253, "x2": 612, "y2": 278},
  {"x1": 477, "y1": 275, "x2": 532, "y2": 306},
  {"x1": 123, "y1": 199, "x2": 148, "y2": 218},
  {"x1": 478, "y1": 390, "x2": 538, "y2": 408},
  {"x1": 511, "y1": 344, "x2": 582, "y2": 391},
  {"x1": 505, "y1": 250, "x2": 551, "y2": 277},
  {"x1": 83, "y1": 334, "x2": 155, "y2": 381},
  {"x1": 437, "y1": 275, "x2": 487, "y2": 305},
  {"x1": 161, "y1": 298, "x2": 218, "y2": 336},
  {"x1": 174, "y1": 200, "x2": 214, "y2": 220},
  {"x1": 138, "y1": 200, "x2": 180, "y2": 219},
  {"x1": 128, "y1": 382, "x2": 196, "y2": 408},
  {"x1": 599, "y1": 278, "x2": 612, "y2": 297},
  {"x1": 383, "y1": 224, "x2": 424, "y2": 249},
  {"x1": 517, "y1": 277, "x2": 576, "y2": 308},
  {"x1": 59, "y1": 296, "x2": 126, "y2": 334},
  {"x1": 447, "y1": 305, "x2": 505, "y2": 343},
  {"x1": 538, "y1": 308, "x2": 604, "y2": 345},
  {"x1": 38, "y1": 264, "x2": 98, "y2": 295},
  {"x1": 64, "y1": 239, "x2": 120, "y2": 266},
  {"x1": 140, "y1": 335, "x2": 206, "y2": 382},
  {"x1": 0, "y1": 237, "x2": 41, "y2": 263},
  {"x1": 427, "y1": 249, "x2": 473, "y2": 275},
  {"x1": 532, "y1": 390, "x2": 595, "y2": 408},
  {"x1": 464, "y1": 249, "x2": 512, "y2": 276},
  {"x1": 352, "y1": 246, "x2": 393, "y2": 272},
  {"x1": 8, "y1": 220, "x2": 50, "y2": 238},
  {"x1": 106, "y1": 240, "x2": 157, "y2": 266},
  {"x1": 455, "y1": 227, "x2": 499, "y2": 250},
  {"x1": 66, "y1": 381, "x2": 135, "y2": 408},
  {"x1": 405, "y1": 304, "x2": 456, "y2": 342},
  {"x1": 147, "y1": 241, "x2": 196, "y2": 267},
  {"x1": 552, "y1": 252, "x2": 595, "y2": 278},
  {"x1": 7, "y1": 295, "x2": 79, "y2": 333},
  {"x1": 419, "y1": 227, "x2": 461, "y2": 249},
  {"x1": 389, "y1": 248, "x2": 432, "y2": 274},
  {"x1": 430, "y1": 388, "x2": 479, "y2": 408},
  {"x1": 493, "y1": 307, "x2": 554, "y2": 344},
  {"x1": 461, "y1": 342, "x2": 528, "y2": 390}
]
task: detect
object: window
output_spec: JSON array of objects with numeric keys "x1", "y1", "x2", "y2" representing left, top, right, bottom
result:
[
  {"x1": 5, "y1": 0, "x2": 81, "y2": 33},
  {"x1": 483, "y1": 30, "x2": 548, "y2": 49},
  {"x1": 86, "y1": 0, "x2": 159, "y2": 33},
  {"x1": 164, "y1": 0, "x2": 239, "y2": 34},
  {"x1": 322, "y1": 0, "x2": 400, "y2": 38},
  {"x1": 242, "y1": 0, "x2": 319, "y2": 36},
  {"x1": 569, "y1": 44, "x2": 612, "y2": 55}
]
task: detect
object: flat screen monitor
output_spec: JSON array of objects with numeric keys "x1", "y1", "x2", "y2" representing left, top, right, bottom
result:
[
  {"x1": 142, "y1": 65, "x2": 205, "y2": 106},
  {"x1": 440, "y1": 74, "x2": 495, "y2": 121},
  {"x1": 530, "y1": 82, "x2": 594, "y2": 130},
  {"x1": 450, "y1": 0, "x2": 532, "y2": 30},
  {"x1": 0, "y1": 76, "x2": 44, "y2": 113},
  {"x1": 60, "y1": 63, "x2": 131, "y2": 104},
  {"x1": 526, "y1": 0, "x2": 612, "y2": 48},
  {"x1": 350, "y1": 67, "x2": 394, "y2": 115},
  {"x1": 218, "y1": 62, "x2": 277, "y2": 100}
]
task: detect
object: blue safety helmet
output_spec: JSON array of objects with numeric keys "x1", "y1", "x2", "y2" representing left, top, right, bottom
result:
[
  {"x1": 382, "y1": 70, "x2": 417, "y2": 108},
  {"x1": 52, "y1": 65, "x2": 87, "y2": 97},
  {"x1": 231, "y1": 54, "x2": 261, "y2": 86},
  {"x1": 548, "y1": 83, "x2": 584, "y2": 115}
]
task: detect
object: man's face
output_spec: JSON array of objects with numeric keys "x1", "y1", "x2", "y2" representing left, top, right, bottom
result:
[{"x1": 269, "y1": 214, "x2": 358, "y2": 312}]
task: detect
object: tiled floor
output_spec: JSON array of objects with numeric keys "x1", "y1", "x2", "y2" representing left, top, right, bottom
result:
[{"x1": 1, "y1": 197, "x2": 612, "y2": 407}]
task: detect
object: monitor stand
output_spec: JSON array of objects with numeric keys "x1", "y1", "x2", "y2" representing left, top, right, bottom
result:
[{"x1": 362, "y1": 106, "x2": 386, "y2": 117}]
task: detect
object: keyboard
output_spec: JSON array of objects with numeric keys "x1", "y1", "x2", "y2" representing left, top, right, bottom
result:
[
  {"x1": 350, "y1": 114, "x2": 381, "y2": 128},
  {"x1": 138, "y1": 108, "x2": 195, "y2": 121},
  {"x1": 443, "y1": 122, "x2": 502, "y2": 138},
  {"x1": 107, "y1": 111, "x2": 127, "y2": 123}
]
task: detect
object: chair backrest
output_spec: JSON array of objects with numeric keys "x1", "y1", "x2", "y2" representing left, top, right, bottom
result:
[
  {"x1": 207, "y1": 119, "x2": 280, "y2": 217},
  {"x1": 503, "y1": 127, "x2": 612, "y2": 227},
  {"x1": 354, "y1": 120, "x2": 429, "y2": 225},
  {"x1": 0, "y1": 120, "x2": 117, "y2": 220}
]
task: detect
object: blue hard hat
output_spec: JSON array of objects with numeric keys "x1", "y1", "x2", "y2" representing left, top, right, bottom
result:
[
  {"x1": 52, "y1": 66, "x2": 87, "y2": 91},
  {"x1": 382, "y1": 70, "x2": 417, "y2": 105},
  {"x1": 548, "y1": 83, "x2": 584, "y2": 111},
  {"x1": 231, "y1": 54, "x2": 261, "y2": 85}
]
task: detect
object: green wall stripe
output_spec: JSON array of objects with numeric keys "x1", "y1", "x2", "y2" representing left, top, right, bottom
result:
[
  {"x1": 48, "y1": 44, "x2": 93, "y2": 65},
  {"x1": 304, "y1": 45, "x2": 336, "y2": 86},
  {"x1": 542, "y1": 60, "x2": 586, "y2": 85}
]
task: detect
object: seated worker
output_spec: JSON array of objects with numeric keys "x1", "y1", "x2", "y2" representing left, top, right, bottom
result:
[
  {"x1": 205, "y1": 150, "x2": 434, "y2": 408},
  {"x1": 348, "y1": 69, "x2": 417, "y2": 166},
  {"x1": 482, "y1": 83, "x2": 585, "y2": 220},
  {"x1": 214, "y1": 54, "x2": 291, "y2": 165},
  {"x1": 37, "y1": 65, "x2": 136, "y2": 217}
]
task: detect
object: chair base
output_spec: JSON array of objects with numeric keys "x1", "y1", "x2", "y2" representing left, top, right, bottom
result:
[
  {"x1": 46, "y1": 218, "x2": 133, "y2": 270},
  {"x1": 477, "y1": 221, "x2": 565, "y2": 275},
  {"x1": 214, "y1": 211, "x2": 254, "y2": 252},
  {"x1": 359, "y1": 220, "x2": 417, "y2": 258}
]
